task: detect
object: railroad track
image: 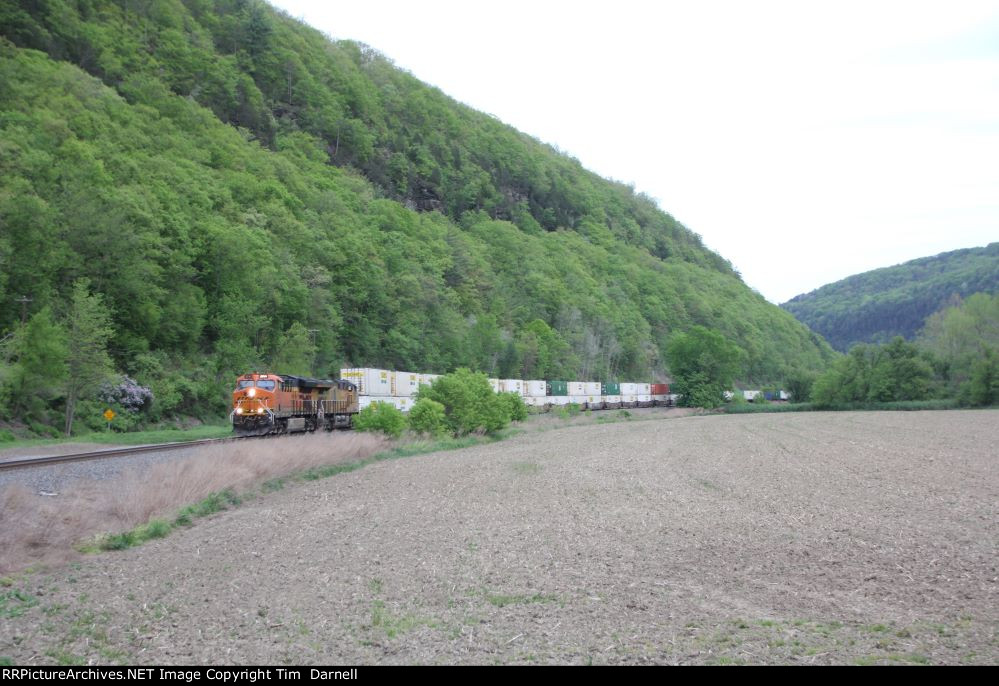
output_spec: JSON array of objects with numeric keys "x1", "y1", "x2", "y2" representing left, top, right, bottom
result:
[{"x1": 0, "y1": 436, "x2": 250, "y2": 472}]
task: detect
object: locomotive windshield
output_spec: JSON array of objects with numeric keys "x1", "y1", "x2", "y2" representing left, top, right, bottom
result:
[
  {"x1": 257, "y1": 380, "x2": 276, "y2": 391},
  {"x1": 237, "y1": 380, "x2": 254, "y2": 389}
]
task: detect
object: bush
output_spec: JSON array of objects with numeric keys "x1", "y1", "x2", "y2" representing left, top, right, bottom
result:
[
  {"x1": 416, "y1": 368, "x2": 508, "y2": 436},
  {"x1": 0, "y1": 429, "x2": 15, "y2": 443},
  {"x1": 354, "y1": 402, "x2": 407, "y2": 439},
  {"x1": 499, "y1": 392, "x2": 528, "y2": 422},
  {"x1": 408, "y1": 398, "x2": 447, "y2": 437}
]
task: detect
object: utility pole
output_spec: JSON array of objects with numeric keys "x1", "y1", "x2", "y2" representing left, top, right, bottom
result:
[{"x1": 14, "y1": 296, "x2": 31, "y2": 326}]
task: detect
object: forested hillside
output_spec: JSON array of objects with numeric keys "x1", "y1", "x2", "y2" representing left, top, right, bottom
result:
[
  {"x1": 0, "y1": 0, "x2": 834, "y2": 428},
  {"x1": 782, "y1": 244, "x2": 999, "y2": 352}
]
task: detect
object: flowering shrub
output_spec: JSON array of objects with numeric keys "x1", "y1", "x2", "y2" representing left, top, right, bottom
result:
[{"x1": 98, "y1": 376, "x2": 154, "y2": 413}]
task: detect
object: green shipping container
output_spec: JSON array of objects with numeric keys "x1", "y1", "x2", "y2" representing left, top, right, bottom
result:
[
  {"x1": 547, "y1": 380, "x2": 568, "y2": 396},
  {"x1": 602, "y1": 382, "x2": 621, "y2": 395}
]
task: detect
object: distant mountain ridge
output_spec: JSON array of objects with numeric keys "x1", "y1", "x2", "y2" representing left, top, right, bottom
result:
[{"x1": 782, "y1": 244, "x2": 999, "y2": 351}]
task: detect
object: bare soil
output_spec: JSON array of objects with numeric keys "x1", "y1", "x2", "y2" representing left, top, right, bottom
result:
[{"x1": 1, "y1": 410, "x2": 996, "y2": 665}]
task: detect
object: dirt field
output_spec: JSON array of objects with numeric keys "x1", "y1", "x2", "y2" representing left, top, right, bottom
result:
[{"x1": 1, "y1": 410, "x2": 996, "y2": 665}]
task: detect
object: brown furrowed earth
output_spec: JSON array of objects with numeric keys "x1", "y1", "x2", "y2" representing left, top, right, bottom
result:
[{"x1": 1, "y1": 410, "x2": 996, "y2": 665}]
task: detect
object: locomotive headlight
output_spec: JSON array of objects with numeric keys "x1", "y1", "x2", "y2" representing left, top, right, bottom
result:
[
  {"x1": 257, "y1": 408, "x2": 265, "y2": 414},
  {"x1": 248, "y1": 388, "x2": 256, "y2": 398},
  {"x1": 235, "y1": 407, "x2": 243, "y2": 415}
]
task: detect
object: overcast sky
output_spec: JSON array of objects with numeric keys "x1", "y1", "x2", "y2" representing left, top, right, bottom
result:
[{"x1": 268, "y1": 0, "x2": 998, "y2": 303}]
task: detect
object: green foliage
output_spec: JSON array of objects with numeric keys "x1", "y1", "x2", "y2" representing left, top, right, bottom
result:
[
  {"x1": 499, "y1": 392, "x2": 529, "y2": 422},
  {"x1": 407, "y1": 398, "x2": 447, "y2": 437},
  {"x1": 270, "y1": 322, "x2": 316, "y2": 376},
  {"x1": 667, "y1": 326, "x2": 743, "y2": 408},
  {"x1": 416, "y1": 368, "x2": 509, "y2": 436},
  {"x1": 919, "y1": 293, "x2": 999, "y2": 401},
  {"x1": 0, "y1": 3, "x2": 836, "y2": 427},
  {"x1": 354, "y1": 401, "x2": 407, "y2": 438},
  {"x1": 3, "y1": 306, "x2": 67, "y2": 420},
  {"x1": 960, "y1": 348, "x2": 998, "y2": 407},
  {"x1": 784, "y1": 243, "x2": 998, "y2": 351},
  {"x1": 812, "y1": 338, "x2": 933, "y2": 407},
  {"x1": 783, "y1": 368, "x2": 817, "y2": 403},
  {"x1": 63, "y1": 279, "x2": 115, "y2": 436}
]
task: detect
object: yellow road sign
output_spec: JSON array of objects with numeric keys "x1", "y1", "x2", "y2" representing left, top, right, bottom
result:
[{"x1": 103, "y1": 409, "x2": 115, "y2": 422}]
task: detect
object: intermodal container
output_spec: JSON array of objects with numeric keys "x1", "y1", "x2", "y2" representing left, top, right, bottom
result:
[
  {"x1": 548, "y1": 381, "x2": 568, "y2": 396},
  {"x1": 394, "y1": 371, "x2": 421, "y2": 397},
  {"x1": 525, "y1": 380, "x2": 548, "y2": 397},
  {"x1": 567, "y1": 381, "x2": 585, "y2": 395},
  {"x1": 340, "y1": 368, "x2": 393, "y2": 397},
  {"x1": 500, "y1": 379, "x2": 524, "y2": 395},
  {"x1": 488, "y1": 378, "x2": 501, "y2": 393},
  {"x1": 583, "y1": 382, "x2": 601, "y2": 396},
  {"x1": 651, "y1": 383, "x2": 669, "y2": 395},
  {"x1": 602, "y1": 382, "x2": 621, "y2": 395}
]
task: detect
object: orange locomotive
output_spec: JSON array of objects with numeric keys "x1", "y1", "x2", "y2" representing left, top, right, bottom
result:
[{"x1": 230, "y1": 372, "x2": 359, "y2": 436}]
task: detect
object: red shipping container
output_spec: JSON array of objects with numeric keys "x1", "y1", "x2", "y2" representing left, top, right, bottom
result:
[{"x1": 651, "y1": 383, "x2": 670, "y2": 395}]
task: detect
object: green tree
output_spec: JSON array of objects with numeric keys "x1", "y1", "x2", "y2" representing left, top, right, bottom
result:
[
  {"x1": 408, "y1": 397, "x2": 447, "y2": 437},
  {"x1": 666, "y1": 326, "x2": 743, "y2": 408},
  {"x1": 64, "y1": 279, "x2": 115, "y2": 436},
  {"x1": 271, "y1": 322, "x2": 316, "y2": 376},
  {"x1": 5, "y1": 306, "x2": 68, "y2": 420},
  {"x1": 416, "y1": 368, "x2": 508, "y2": 436}
]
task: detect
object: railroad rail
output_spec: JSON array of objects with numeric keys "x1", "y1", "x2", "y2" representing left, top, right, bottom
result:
[{"x1": 0, "y1": 436, "x2": 248, "y2": 472}]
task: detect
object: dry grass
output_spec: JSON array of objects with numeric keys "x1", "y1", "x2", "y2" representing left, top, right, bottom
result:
[{"x1": 0, "y1": 432, "x2": 386, "y2": 575}]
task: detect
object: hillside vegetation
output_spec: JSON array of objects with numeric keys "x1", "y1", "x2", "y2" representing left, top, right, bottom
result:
[
  {"x1": 0, "y1": 0, "x2": 833, "y2": 431},
  {"x1": 782, "y1": 244, "x2": 999, "y2": 352}
]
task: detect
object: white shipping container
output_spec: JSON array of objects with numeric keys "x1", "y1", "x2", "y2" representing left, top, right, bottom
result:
[
  {"x1": 394, "y1": 371, "x2": 421, "y2": 397},
  {"x1": 392, "y1": 396, "x2": 413, "y2": 412},
  {"x1": 568, "y1": 395, "x2": 590, "y2": 406},
  {"x1": 418, "y1": 373, "x2": 440, "y2": 390},
  {"x1": 668, "y1": 394, "x2": 680, "y2": 404},
  {"x1": 500, "y1": 379, "x2": 524, "y2": 395},
  {"x1": 488, "y1": 378, "x2": 501, "y2": 393},
  {"x1": 583, "y1": 382, "x2": 601, "y2": 396},
  {"x1": 743, "y1": 390, "x2": 761, "y2": 401},
  {"x1": 602, "y1": 395, "x2": 622, "y2": 405},
  {"x1": 525, "y1": 380, "x2": 547, "y2": 397},
  {"x1": 550, "y1": 396, "x2": 570, "y2": 406},
  {"x1": 637, "y1": 394, "x2": 652, "y2": 403},
  {"x1": 638, "y1": 383, "x2": 651, "y2": 395},
  {"x1": 341, "y1": 368, "x2": 393, "y2": 396},
  {"x1": 652, "y1": 395, "x2": 668, "y2": 403},
  {"x1": 567, "y1": 381, "x2": 586, "y2": 395},
  {"x1": 620, "y1": 382, "x2": 639, "y2": 395}
]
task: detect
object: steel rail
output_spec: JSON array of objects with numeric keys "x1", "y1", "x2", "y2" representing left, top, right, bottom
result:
[{"x1": 0, "y1": 436, "x2": 249, "y2": 472}]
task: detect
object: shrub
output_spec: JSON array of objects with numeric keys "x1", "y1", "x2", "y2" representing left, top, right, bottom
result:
[
  {"x1": 354, "y1": 402, "x2": 407, "y2": 439},
  {"x1": 416, "y1": 368, "x2": 508, "y2": 436},
  {"x1": 0, "y1": 430, "x2": 14, "y2": 443},
  {"x1": 499, "y1": 392, "x2": 528, "y2": 422},
  {"x1": 408, "y1": 398, "x2": 447, "y2": 437}
]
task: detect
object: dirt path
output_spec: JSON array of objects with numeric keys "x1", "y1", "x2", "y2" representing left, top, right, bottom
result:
[{"x1": 1, "y1": 411, "x2": 996, "y2": 664}]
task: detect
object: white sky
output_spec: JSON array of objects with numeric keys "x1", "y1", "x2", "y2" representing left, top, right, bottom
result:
[{"x1": 269, "y1": 0, "x2": 999, "y2": 303}]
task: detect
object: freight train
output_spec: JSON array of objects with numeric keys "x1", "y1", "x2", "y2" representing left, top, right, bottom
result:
[{"x1": 230, "y1": 368, "x2": 676, "y2": 436}]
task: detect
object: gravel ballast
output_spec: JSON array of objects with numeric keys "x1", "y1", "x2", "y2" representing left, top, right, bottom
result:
[{"x1": 1, "y1": 410, "x2": 996, "y2": 665}]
